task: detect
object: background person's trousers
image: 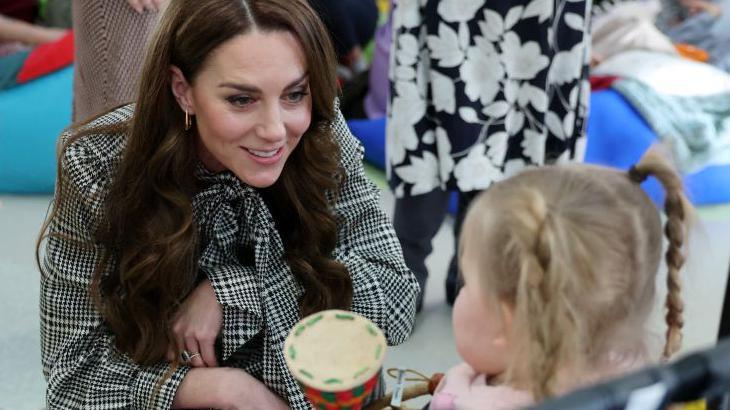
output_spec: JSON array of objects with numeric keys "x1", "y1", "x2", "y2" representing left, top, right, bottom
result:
[{"x1": 392, "y1": 189, "x2": 478, "y2": 309}]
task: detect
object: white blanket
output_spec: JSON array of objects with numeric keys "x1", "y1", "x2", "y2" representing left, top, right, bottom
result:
[
  {"x1": 592, "y1": 0, "x2": 678, "y2": 60},
  {"x1": 593, "y1": 50, "x2": 730, "y2": 96}
]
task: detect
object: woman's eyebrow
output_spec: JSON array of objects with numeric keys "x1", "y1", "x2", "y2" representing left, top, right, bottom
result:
[
  {"x1": 218, "y1": 73, "x2": 309, "y2": 92},
  {"x1": 285, "y1": 73, "x2": 309, "y2": 89}
]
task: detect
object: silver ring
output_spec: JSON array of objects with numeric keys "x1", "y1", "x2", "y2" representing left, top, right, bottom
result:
[{"x1": 181, "y1": 350, "x2": 201, "y2": 363}]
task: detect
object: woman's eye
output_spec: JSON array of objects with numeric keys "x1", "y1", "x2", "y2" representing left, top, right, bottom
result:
[
  {"x1": 285, "y1": 91, "x2": 308, "y2": 103},
  {"x1": 227, "y1": 95, "x2": 254, "y2": 107}
]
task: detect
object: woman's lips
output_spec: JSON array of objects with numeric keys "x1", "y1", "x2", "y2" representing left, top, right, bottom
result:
[{"x1": 242, "y1": 146, "x2": 284, "y2": 165}]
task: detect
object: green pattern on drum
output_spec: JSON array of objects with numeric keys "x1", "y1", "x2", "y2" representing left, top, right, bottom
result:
[
  {"x1": 366, "y1": 324, "x2": 377, "y2": 337},
  {"x1": 322, "y1": 391, "x2": 337, "y2": 403},
  {"x1": 288, "y1": 346, "x2": 297, "y2": 360},
  {"x1": 353, "y1": 384, "x2": 365, "y2": 396},
  {"x1": 324, "y1": 378, "x2": 343, "y2": 385},
  {"x1": 299, "y1": 369, "x2": 314, "y2": 379},
  {"x1": 306, "y1": 314, "x2": 324, "y2": 327},
  {"x1": 375, "y1": 344, "x2": 382, "y2": 359},
  {"x1": 335, "y1": 313, "x2": 355, "y2": 321},
  {"x1": 294, "y1": 324, "x2": 307, "y2": 337},
  {"x1": 353, "y1": 366, "x2": 370, "y2": 380}
]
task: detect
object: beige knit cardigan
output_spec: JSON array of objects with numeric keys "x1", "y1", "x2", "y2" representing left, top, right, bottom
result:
[{"x1": 72, "y1": 1, "x2": 160, "y2": 122}]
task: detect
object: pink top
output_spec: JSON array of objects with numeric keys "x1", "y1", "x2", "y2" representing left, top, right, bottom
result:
[
  {"x1": 430, "y1": 363, "x2": 533, "y2": 410},
  {"x1": 431, "y1": 353, "x2": 646, "y2": 409}
]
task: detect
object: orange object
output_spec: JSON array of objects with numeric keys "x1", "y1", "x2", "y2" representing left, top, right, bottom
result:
[{"x1": 675, "y1": 43, "x2": 710, "y2": 63}]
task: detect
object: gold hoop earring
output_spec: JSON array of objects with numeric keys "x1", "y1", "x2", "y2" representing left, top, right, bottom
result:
[{"x1": 184, "y1": 110, "x2": 192, "y2": 131}]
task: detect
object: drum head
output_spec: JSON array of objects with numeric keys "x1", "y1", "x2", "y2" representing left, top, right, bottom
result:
[{"x1": 284, "y1": 309, "x2": 387, "y2": 392}]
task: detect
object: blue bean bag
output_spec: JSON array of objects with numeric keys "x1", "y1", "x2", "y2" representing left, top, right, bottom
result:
[
  {"x1": 347, "y1": 117, "x2": 387, "y2": 170},
  {"x1": 0, "y1": 66, "x2": 73, "y2": 193},
  {"x1": 586, "y1": 90, "x2": 730, "y2": 206},
  {"x1": 347, "y1": 91, "x2": 730, "y2": 207}
]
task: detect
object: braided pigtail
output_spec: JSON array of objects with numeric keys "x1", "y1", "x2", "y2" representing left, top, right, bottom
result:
[
  {"x1": 507, "y1": 189, "x2": 585, "y2": 399},
  {"x1": 629, "y1": 152, "x2": 689, "y2": 359}
]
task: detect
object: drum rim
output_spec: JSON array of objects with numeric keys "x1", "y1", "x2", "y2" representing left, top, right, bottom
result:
[{"x1": 284, "y1": 309, "x2": 387, "y2": 392}]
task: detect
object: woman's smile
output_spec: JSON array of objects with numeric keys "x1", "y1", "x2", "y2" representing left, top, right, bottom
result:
[{"x1": 242, "y1": 145, "x2": 285, "y2": 165}]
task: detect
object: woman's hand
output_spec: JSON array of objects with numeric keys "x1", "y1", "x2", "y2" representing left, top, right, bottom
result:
[
  {"x1": 168, "y1": 279, "x2": 223, "y2": 368},
  {"x1": 173, "y1": 367, "x2": 290, "y2": 410},
  {"x1": 125, "y1": 0, "x2": 167, "y2": 14}
]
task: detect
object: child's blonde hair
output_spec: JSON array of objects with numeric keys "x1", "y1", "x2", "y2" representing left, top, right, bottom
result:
[{"x1": 460, "y1": 151, "x2": 689, "y2": 400}]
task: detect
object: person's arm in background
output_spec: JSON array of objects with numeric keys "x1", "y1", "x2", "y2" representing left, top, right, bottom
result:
[
  {"x1": 672, "y1": 0, "x2": 730, "y2": 41},
  {"x1": 0, "y1": 14, "x2": 64, "y2": 45},
  {"x1": 681, "y1": 0, "x2": 723, "y2": 16}
]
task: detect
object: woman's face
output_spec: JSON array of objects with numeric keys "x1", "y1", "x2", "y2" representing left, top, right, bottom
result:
[{"x1": 172, "y1": 30, "x2": 312, "y2": 188}]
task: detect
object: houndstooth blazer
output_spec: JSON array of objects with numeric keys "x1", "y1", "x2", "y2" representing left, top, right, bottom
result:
[{"x1": 40, "y1": 104, "x2": 419, "y2": 409}]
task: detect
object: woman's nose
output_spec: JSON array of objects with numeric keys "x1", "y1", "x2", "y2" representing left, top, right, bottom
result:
[{"x1": 255, "y1": 103, "x2": 286, "y2": 142}]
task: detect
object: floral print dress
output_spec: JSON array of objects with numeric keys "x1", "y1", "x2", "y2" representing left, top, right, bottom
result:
[{"x1": 387, "y1": 0, "x2": 591, "y2": 197}]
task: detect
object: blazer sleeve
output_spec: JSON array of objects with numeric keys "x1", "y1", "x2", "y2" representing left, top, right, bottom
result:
[
  {"x1": 40, "y1": 132, "x2": 189, "y2": 409},
  {"x1": 330, "y1": 109, "x2": 420, "y2": 345}
]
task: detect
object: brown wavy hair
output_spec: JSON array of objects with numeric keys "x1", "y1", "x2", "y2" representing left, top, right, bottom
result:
[
  {"x1": 460, "y1": 150, "x2": 690, "y2": 400},
  {"x1": 37, "y1": 0, "x2": 350, "y2": 366}
]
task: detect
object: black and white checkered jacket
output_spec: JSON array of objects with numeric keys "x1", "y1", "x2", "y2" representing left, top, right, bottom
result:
[{"x1": 41, "y1": 104, "x2": 419, "y2": 409}]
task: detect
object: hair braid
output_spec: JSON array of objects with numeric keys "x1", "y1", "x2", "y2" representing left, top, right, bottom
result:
[
  {"x1": 632, "y1": 153, "x2": 688, "y2": 359},
  {"x1": 512, "y1": 189, "x2": 578, "y2": 399}
]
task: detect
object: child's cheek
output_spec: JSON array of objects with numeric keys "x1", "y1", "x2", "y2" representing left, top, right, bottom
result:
[{"x1": 452, "y1": 288, "x2": 508, "y2": 376}]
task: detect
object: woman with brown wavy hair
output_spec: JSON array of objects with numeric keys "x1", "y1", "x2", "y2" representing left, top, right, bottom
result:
[{"x1": 37, "y1": 0, "x2": 418, "y2": 408}]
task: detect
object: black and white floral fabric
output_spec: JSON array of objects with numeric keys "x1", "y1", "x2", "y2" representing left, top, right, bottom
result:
[{"x1": 388, "y1": 0, "x2": 592, "y2": 197}]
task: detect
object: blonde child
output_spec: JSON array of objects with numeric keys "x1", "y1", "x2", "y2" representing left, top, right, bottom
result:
[{"x1": 430, "y1": 151, "x2": 690, "y2": 408}]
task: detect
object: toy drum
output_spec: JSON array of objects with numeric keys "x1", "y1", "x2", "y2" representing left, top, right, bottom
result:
[{"x1": 284, "y1": 309, "x2": 387, "y2": 410}]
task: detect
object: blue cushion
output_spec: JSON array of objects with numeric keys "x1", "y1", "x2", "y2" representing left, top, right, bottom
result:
[
  {"x1": 347, "y1": 117, "x2": 387, "y2": 170},
  {"x1": 586, "y1": 90, "x2": 730, "y2": 206},
  {"x1": 0, "y1": 66, "x2": 73, "y2": 193}
]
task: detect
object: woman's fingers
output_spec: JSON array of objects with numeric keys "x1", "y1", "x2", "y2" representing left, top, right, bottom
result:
[
  {"x1": 141, "y1": 0, "x2": 160, "y2": 12},
  {"x1": 125, "y1": 0, "x2": 144, "y2": 14},
  {"x1": 170, "y1": 280, "x2": 223, "y2": 367},
  {"x1": 126, "y1": 0, "x2": 164, "y2": 13},
  {"x1": 200, "y1": 336, "x2": 219, "y2": 368},
  {"x1": 184, "y1": 337, "x2": 206, "y2": 368}
]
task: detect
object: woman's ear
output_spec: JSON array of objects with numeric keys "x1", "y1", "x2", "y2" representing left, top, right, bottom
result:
[{"x1": 169, "y1": 65, "x2": 195, "y2": 114}]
